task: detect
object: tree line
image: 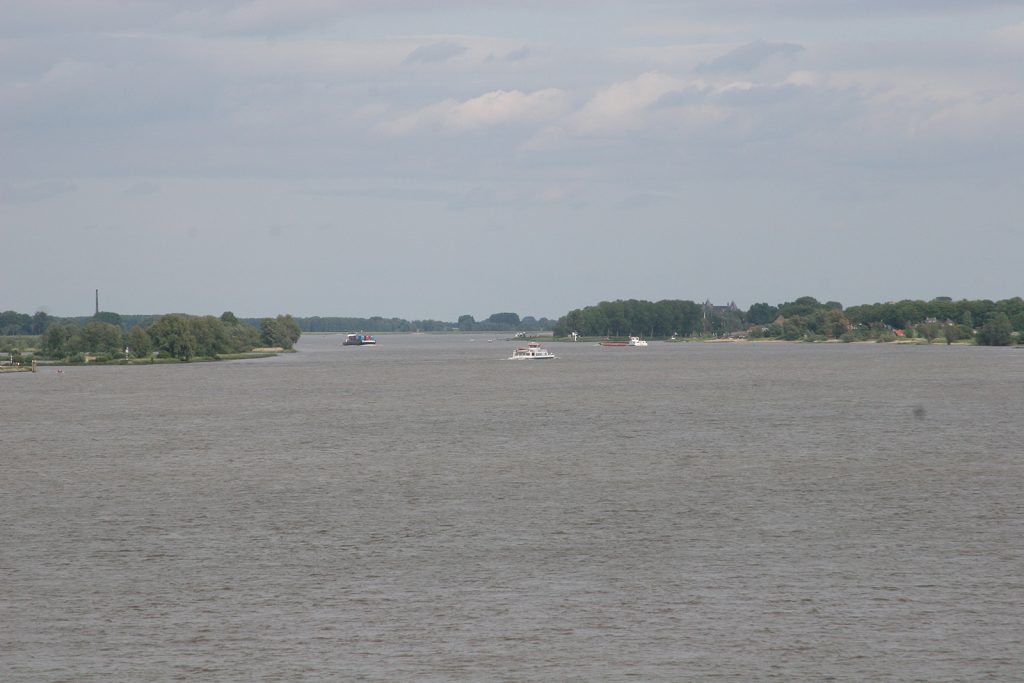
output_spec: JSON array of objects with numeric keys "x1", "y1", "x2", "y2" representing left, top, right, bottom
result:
[
  {"x1": 1, "y1": 309, "x2": 556, "y2": 338},
  {"x1": 552, "y1": 296, "x2": 1024, "y2": 346},
  {"x1": 296, "y1": 316, "x2": 453, "y2": 333},
  {"x1": 2, "y1": 311, "x2": 301, "y2": 362},
  {"x1": 456, "y1": 312, "x2": 555, "y2": 332},
  {"x1": 554, "y1": 300, "x2": 706, "y2": 339},
  {"x1": 299, "y1": 312, "x2": 553, "y2": 333}
]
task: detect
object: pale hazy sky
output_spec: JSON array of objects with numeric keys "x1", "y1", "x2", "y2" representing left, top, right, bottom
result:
[{"x1": 2, "y1": 1, "x2": 1022, "y2": 320}]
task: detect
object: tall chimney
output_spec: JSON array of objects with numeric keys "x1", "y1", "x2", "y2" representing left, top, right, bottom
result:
[{"x1": 95, "y1": 289, "x2": 99, "y2": 316}]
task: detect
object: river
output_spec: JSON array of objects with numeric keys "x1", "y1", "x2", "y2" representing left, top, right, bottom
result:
[{"x1": 3, "y1": 334, "x2": 1022, "y2": 681}]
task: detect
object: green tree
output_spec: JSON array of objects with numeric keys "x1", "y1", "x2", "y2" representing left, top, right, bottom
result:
[
  {"x1": 556, "y1": 299, "x2": 702, "y2": 338},
  {"x1": 943, "y1": 324, "x2": 958, "y2": 345},
  {"x1": 94, "y1": 311, "x2": 123, "y2": 328},
  {"x1": 778, "y1": 296, "x2": 822, "y2": 318},
  {"x1": 0, "y1": 310, "x2": 32, "y2": 335},
  {"x1": 916, "y1": 322, "x2": 940, "y2": 343},
  {"x1": 259, "y1": 318, "x2": 284, "y2": 347},
  {"x1": 782, "y1": 317, "x2": 808, "y2": 340},
  {"x1": 977, "y1": 312, "x2": 1013, "y2": 346},
  {"x1": 746, "y1": 302, "x2": 778, "y2": 325},
  {"x1": 823, "y1": 309, "x2": 851, "y2": 338},
  {"x1": 191, "y1": 315, "x2": 229, "y2": 357},
  {"x1": 31, "y1": 311, "x2": 51, "y2": 335},
  {"x1": 458, "y1": 314, "x2": 476, "y2": 331},
  {"x1": 486, "y1": 312, "x2": 521, "y2": 328},
  {"x1": 256, "y1": 314, "x2": 301, "y2": 349},
  {"x1": 149, "y1": 314, "x2": 197, "y2": 360},
  {"x1": 41, "y1": 323, "x2": 71, "y2": 358},
  {"x1": 895, "y1": 301, "x2": 924, "y2": 329},
  {"x1": 580, "y1": 306, "x2": 609, "y2": 336},
  {"x1": 71, "y1": 321, "x2": 124, "y2": 354},
  {"x1": 275, "y1": 314, "x2": 301, "y2": 347},
  {"x1": 718, "y1": 309, "x2": 745, "y2": 334},
  {"x1": 224, "y1": 320, "x2": 260, "y2": 353},
  {"x1": 127, "y1": 325, "x2": 152, "y2": 357}
]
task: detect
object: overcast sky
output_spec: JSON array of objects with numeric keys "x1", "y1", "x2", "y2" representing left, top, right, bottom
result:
[{"x1": 2, "y1": 1, "x2": 1022, "y2": 320}]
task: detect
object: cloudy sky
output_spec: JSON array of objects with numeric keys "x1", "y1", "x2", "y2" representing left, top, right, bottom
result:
[{"x1": 2, "y1": 1, "x2": 1022, "y2": 320}]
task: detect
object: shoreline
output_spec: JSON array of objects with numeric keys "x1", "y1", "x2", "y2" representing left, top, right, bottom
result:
[{"x1": 559, "y1": 336, "x2": 986, "y2": 346}]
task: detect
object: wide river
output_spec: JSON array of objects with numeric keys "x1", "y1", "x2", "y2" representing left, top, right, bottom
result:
[{"x1": 3, "y1": 334, "x2": 1023, "y2": 681}]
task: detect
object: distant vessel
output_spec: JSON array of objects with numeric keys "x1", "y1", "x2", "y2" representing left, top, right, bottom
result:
[
  {"x1": 343, "y1": 333, "x2": 376, "y2": 346},
  {"x1": 599, "y1": 336, "x2": 648, "y2": 347},
  {"x1": 509, "y1": 342, "x2": 557, "y2": 360}
]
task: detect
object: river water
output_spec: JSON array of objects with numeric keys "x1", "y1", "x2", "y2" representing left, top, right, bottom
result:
[{"x1": 3, "y1": 334, "x2": 1023, "y2": 681}]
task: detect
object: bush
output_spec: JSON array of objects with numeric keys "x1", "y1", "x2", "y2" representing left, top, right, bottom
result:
[{"x1": 977, "y1": 312, "x2": 1013, "y2": 346}]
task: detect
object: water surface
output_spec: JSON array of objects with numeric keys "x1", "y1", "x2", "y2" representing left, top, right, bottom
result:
[{"x1": 3, "y1": 335, "x2": 1023, "y2": 680}]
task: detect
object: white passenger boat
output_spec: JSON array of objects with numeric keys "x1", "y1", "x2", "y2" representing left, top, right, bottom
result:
[
  {"x1": 508, "y1": 342, "x2": 557, "y2": 360},
  {"x1": 628, "y1": 336, "x2": 649, "y2": 347}
]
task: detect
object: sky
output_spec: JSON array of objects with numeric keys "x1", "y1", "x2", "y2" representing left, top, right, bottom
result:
[{"x1": 2, "y1": 0, "x2": 1023, "y2": 320}]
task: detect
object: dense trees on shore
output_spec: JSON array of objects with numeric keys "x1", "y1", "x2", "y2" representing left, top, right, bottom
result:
[
  {"x1": 295, "y1": 316, "x2": 452, "y2": 333},
  {"x1": 456, "y1": 312, "x2": 554, "y2": 332},
  {"x1": 553, "y1": 299, "x2": 706, "y2": 339},
  {"x1": 299, "y1": 313, "x2": 552, "y2": 333},
  {"x1": 1, "y1": 310, "x2": 553, "y2": 338},
  {"x1": 552, "y1": 296, "x2": 1024, "y2": 345},
  {"x1": 0, "y1": 310, "x2": 51, "y2": 336},
  {"x1": 5, "y1": 311, "x2": 301, "y2": 362}
]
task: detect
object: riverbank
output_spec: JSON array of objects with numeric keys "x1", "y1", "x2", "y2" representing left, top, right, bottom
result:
[
  {"x1": 557, "y1": 336, "x2": 988, "y2": 346},
  {"x1": 0, "y1": 364, "x2": 36, "y2": 373},
  {"x1": 27, "y1": 350, "x2": 286, "y2": 367}
]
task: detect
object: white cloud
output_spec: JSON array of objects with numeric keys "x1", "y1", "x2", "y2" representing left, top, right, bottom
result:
[
  {"x1": 377, "y1": 88, "x2": 568, "y2": 135},
  {"x1": 403, "y1": 40, "x2": 467, "y2": 64},
  {"x1": 450, "y1": 89, "x2": 568, "y2": 128},
  {"x1": 862, "y1": 82, "x2": 1024, "y2": 145},
  {"x1": 991, "y1": 21, "x2": 1024, "y2": 53},
  {"x1": 569, "y1": 71, "x2": 685, "y2": 134}
]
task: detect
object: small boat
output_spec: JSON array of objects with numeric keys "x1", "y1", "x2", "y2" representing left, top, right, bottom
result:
[
  {"x1": 599, "y1": 336, "x2": 648, "y2": 347},
  {"x1": 508, "y1": 341, "x2": 557, "y2": 360},
  {"x1": 343, "y1": 333, "x2": 376, "y2": 346}
]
